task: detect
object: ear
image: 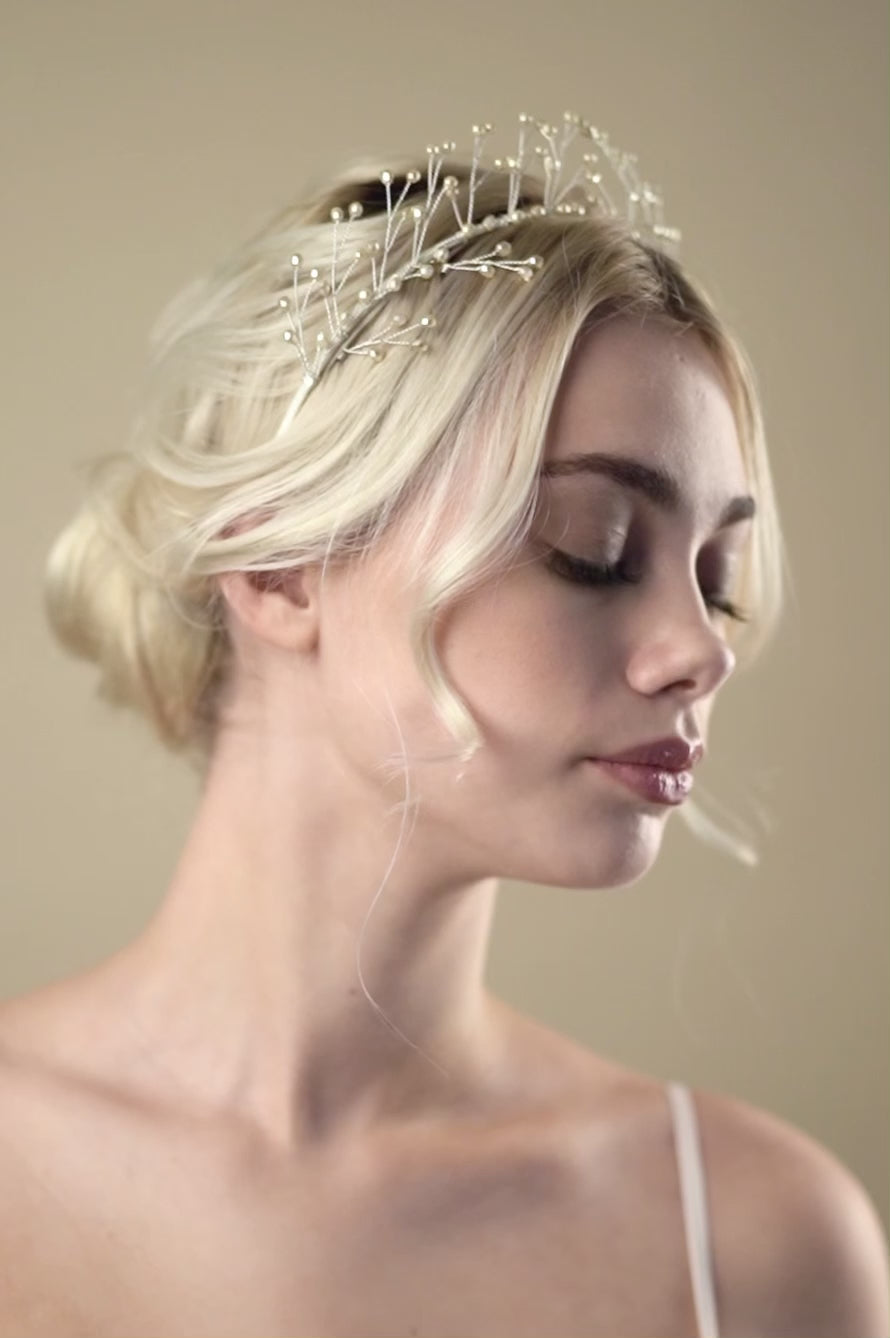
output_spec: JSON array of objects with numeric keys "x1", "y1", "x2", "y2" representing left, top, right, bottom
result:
[{"x1": 217, "y1": 566, "x2": 320, "y2": 654}]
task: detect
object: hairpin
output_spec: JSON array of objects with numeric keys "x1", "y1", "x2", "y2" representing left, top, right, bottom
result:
[{"x1": 274, "y1": 111, "x2": 680, "y2": 436}]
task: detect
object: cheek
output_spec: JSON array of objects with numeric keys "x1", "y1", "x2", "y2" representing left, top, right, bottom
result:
[
  {"x1": 323, "y1": 566, "x2": 617, "y2": 794},
  {"x1": 439, "y1": 585, "x2": 544, "y2": 701},
  {"x1": 435, "y1": 580, "x2": 611, "y2": 751},
  {"x1": 318, "y1": 595, "x2": 465, "y2": 783}
]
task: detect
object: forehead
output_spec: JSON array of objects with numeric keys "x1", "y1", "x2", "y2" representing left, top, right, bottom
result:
[{"x1": 542, "y1": 316, "x2": 748, "y2": 520}]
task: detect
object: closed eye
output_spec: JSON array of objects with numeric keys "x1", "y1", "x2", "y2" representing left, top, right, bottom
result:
[{"x1": 545, "y1": 548, "x2": 750, "y2": 623}]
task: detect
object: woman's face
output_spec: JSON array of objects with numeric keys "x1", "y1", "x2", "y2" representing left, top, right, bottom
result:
[{"x1": 315, "y1": 315, "x2": 755, "y2": 891}]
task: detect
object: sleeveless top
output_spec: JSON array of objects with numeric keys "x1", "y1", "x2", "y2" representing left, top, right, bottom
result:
[{"x1": 666, "y1": 1081, "x2": 720, "y2": 1338}]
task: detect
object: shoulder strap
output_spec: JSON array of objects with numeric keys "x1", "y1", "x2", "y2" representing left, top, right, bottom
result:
[{"x1": 666, "y1": 1080, "x2": 721, "y2": 1338}]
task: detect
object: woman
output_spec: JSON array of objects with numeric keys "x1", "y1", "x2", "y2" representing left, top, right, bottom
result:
[{"x1": 2, "y1": 116, "x2": 887, "y2": 1336}]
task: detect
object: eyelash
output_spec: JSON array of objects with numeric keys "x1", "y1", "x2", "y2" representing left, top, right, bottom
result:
[{"x1": 546, "y1": 549, "x2": 750, "y2": 623}]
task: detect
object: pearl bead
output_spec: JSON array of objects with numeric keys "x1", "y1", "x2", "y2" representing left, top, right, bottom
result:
[{"x1": 276, "y1": 111, "x2": 676, "y2": 415}]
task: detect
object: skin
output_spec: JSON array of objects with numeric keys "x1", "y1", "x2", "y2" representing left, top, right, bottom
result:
[
  {"x1": 4, "y1": 316, "x2": 888, "y2": 1337},
  {"x1": 49, "y1": 313, "x2": 751, "y2": 1162}
]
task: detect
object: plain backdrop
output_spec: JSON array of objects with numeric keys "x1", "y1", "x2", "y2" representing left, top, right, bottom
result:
[{"x1": 2, "y1": 0, "x2": 887, "y2": 1231}]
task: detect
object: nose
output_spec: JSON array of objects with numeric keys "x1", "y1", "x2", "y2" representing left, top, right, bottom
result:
[{"x1": 625, "y1": 579, "x2": 737, "y2": 700}]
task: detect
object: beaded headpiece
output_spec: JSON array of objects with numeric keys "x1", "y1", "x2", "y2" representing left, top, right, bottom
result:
[{"x1": 274, "y1": 111, "x2": 680, "y2": 437}]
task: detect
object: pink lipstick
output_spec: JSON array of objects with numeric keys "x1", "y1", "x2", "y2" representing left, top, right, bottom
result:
[
  {"x1": 589, "y1": 759, "x2": 694, "y2": 805},
  {"x1": 587, "y1": 735, "x2": 703, "y2": 806}
]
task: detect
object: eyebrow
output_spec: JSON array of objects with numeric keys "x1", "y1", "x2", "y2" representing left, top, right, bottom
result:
[{"x1": 539, "y1": 451, "x2": 757, "y2": 527}]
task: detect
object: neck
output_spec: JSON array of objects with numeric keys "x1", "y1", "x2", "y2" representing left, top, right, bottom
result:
[{"x1": 88, "y1": 719, "x2": 512, "y2": 1153}]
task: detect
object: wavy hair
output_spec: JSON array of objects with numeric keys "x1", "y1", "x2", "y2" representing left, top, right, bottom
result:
[{"x1": 45, "y1": 156, "x2": 789, "y2": 866}]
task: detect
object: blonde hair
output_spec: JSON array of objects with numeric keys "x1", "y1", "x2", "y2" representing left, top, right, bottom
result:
[{"x1": 45, "y1": 156, "x2": 788, "y2": 865}]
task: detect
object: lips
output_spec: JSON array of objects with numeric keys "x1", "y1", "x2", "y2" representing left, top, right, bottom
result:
[{"x1": 595, "y1": 737, "x2": 704, "y2": 771}]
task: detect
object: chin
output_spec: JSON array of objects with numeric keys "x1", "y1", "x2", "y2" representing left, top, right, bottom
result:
[{"x1": 572, "y1": 817, "x2": 666, "y2": 890}]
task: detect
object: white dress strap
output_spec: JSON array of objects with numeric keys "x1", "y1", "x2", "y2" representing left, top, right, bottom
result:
[{"x1": 666, "y1": 1080, "x2": 721, "y2": 1338}]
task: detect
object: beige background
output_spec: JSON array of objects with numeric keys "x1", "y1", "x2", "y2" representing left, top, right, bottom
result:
[{"x1": 2, "y1": 1, "x2": 887, "y2": 1231}]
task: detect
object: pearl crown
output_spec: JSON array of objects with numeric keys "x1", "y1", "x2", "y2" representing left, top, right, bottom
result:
[{"x1": 274, "y1": 112, "x2": 680, "y2": 436}]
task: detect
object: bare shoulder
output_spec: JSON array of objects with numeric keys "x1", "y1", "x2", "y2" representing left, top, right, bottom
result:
[
  {"x1": 0, "y1": 993, "x2": 70, "y2": 1327},
  {"x1": 0, "y1": 982, "x2": 156, "y2": 1334},
  {"x1": 689, "y1": 1084, "x2": 890, "y2": 1338},
  {"x1": 0, "y1": 979, "x2": 94, "y2": 1173},
  {"x1": 0, "y1": 979, "x2": 125, "y2": 1213}
]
